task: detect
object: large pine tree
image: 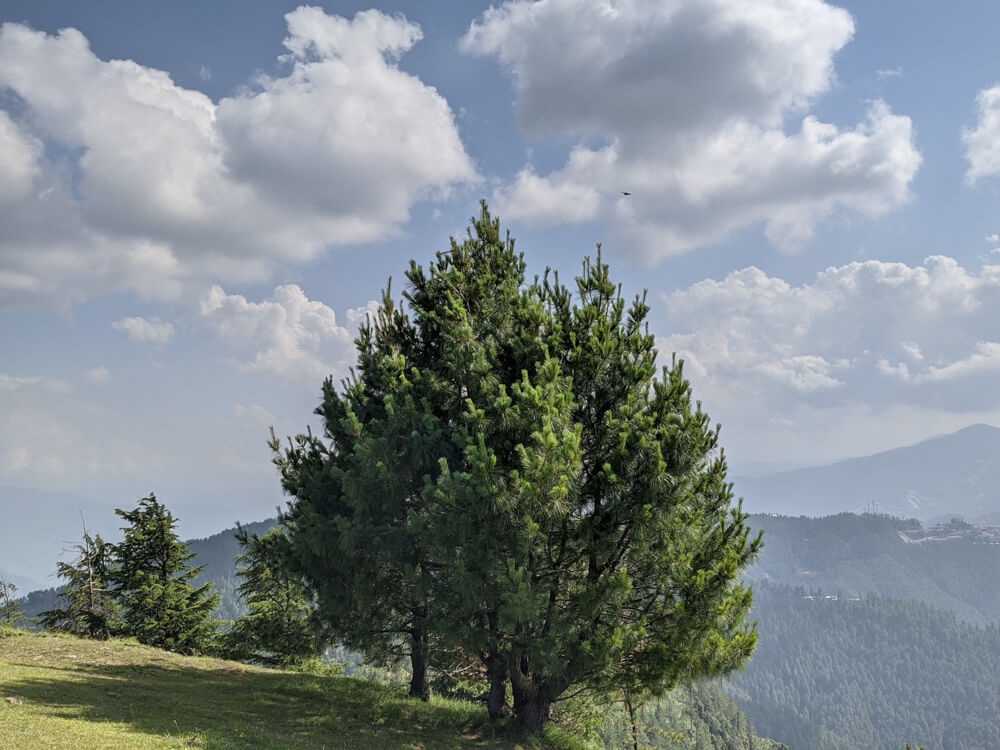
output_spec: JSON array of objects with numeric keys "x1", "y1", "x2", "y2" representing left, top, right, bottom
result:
[
  {"x1": 111, "y1": 494, "x2": 218, "y2": 653},
  {"x1": 275, "y1": 204, "x2": 760, "y2": 732}
]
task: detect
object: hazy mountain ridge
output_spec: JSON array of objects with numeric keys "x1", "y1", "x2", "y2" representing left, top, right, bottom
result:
[
  {"x1": 0, "y1": 486, "x2": 116, "y2": 587},
  {"x1": 735, "y1": 423, "x2": 1000, "y2": 520},
  {"x1": 0, "y1": 485, "x2": 284, "y2": 584},
  {"x1": 746, "y1": 512, "x2": 1000, "y2": 623},
  {"x1": 0, "y1": 568, "x2": 43, "y2": 594},
  {"x1": 17, "y1": 517, "x2": 280, "y2": 624},
  {"x1": 12, "y1": 424, "x2": 1000, "y2": 748},
  {"x1": 8, "y1": 422, "x2": 996, "y2": 582}
]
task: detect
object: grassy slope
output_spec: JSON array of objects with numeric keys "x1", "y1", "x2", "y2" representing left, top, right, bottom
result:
[{"x1": 0, "y1": 630, "x2": 588, "y2": 750}]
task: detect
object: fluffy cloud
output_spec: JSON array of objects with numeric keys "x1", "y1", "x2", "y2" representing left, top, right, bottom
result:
[
  {"x1": 659, "y1": 255, "x2": 1000, "y2": 414},
  {"x1": 0, "y1": 9, "x2": 477, "y2": 307},
  {"x1": 964, "y1": 85, "x2": 1000, "y2": 184},
  {"x1": 463, "y1": 0, "x2": 920, "y2": 260},
  {"x1": 656, "y1": 256, "x2": 1000, "y2": 464},
  {"x1": 199, "y1": 283, "x2": 374, "y2": 383},
  {"x1": 112, "y1": 316, "x2": 175, "y2": 344}
]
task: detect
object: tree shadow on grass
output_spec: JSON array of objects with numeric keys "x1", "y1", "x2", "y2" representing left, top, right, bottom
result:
[{"x1": 4, "y1": 657, "x2": 506, "y2": 749}]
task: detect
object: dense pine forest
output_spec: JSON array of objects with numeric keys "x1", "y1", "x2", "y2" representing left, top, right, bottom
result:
[{"x1": 727, "y1": 582, "x2": 1000, "y2": 750}]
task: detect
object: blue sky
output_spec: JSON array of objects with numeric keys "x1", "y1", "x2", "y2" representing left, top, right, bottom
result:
[{"x1": 3, "y1": 0, "x2": 1000, "y2": 552}]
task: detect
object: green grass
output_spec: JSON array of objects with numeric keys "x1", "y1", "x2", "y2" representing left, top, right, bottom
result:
[{"x1": 0, "y1": 630, "x2": 592, "y2": 750}]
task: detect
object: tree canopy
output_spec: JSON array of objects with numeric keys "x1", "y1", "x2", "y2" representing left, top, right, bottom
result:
[
  {"x1": 40, "y1": 529, "x2": 119, "y2": 639},
  {"x1": 111, "y1": 494, "x2": 219, "y2": 653},
  {"x1": 274, "y1": 203, "x2": 760, "y2": 732},
  {"x1": 221, "y1": 524, "x2": 326, "y2": 667}
]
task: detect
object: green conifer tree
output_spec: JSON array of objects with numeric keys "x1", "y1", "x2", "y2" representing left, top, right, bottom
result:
[
  {"x1": 275, "y1": 204, "x2": 760, "y2": 732},
  {"x1": 40, "y1": 529, "x2": 119, "y2": 639},
  {"x1": 221, "y1": 525, "x2": 325, "y2": 667},
  {"x1": 111, "y1": 494, "x2": 219, "y2": 652}
]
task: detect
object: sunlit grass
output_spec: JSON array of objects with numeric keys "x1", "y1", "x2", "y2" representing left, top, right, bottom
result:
[{"x1": 0, "y1": 629, "x2": 590, "y2": 749}]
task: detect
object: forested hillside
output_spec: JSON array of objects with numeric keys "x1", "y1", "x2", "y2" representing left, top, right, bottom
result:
[
  {"x1": 186, "y1": 518, "x2": 278, "y2": 620},
  {"x1": 747, "y1": 512, "x2": 1000, "y2": 623},
  {"x1": 726, "y1": 582, "x2": 1000, "y2": 750},
  {"x1": 24, "y1": 509, "x2": 1000, "y2": 749},
  {"x1": 601, "y1": 682, "x2": 788, "y2": 750}
]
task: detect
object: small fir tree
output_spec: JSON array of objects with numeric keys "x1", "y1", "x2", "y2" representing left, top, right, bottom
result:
[
  {"x1": 222, "y1": 525, "x2": 326, "y2": 667},
  {"x1": 111, "y1": 494, "x2": 219, "y2": 652},
  {"x1": 40, "y1": 529, "x2": 119, "y2": 639}
]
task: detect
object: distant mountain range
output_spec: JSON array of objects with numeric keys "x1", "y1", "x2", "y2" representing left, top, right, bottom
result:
[
  {"x1": 0, "y1": 487, "x2": 118, "y2": 589},
  {"x1": 0, "y1": 568, "x2": 43, "y2": 594},
  {"x1": 5, "y1": 422, "x2": 998, "y2": 585},
  {"x1": 734, "y1": 423, "x2": 1000, "y2": 521},
  {"x1": 0, "y1": 485, "x2": 284, "y2": 585}
]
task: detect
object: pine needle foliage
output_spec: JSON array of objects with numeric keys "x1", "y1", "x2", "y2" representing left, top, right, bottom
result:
[
  {"x1": 222, "y1": 524, "x2": 326, "y2": 667},
  {"x1": 111, "y1": 494, "x2": 219, "y2": 653},
  {"x1": 40, "y1": 530, "x2": 119, "y2": 639},
  {"x1": 274, "y1": 203, "x2": 761, "y2": 733}
]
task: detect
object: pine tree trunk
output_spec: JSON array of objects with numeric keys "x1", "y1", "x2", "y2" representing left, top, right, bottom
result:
[
  {"x1": 485, "y1": 654, "x2": 510, "y2": 719},
  {"x1": 510, "y1": 660, "x2": 551, "y2": 734},
  {"x1": 408, "y1": 629, "x2": 430, "y2": 701},
  {"x1": 625, "y1": 692, "x2": 640, "y2": 750}
]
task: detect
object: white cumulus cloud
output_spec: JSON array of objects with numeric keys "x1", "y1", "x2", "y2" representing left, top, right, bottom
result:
[
  {"x1": 964, "y1": 85, "x2": 1000, "y2": 184},
  {"x1": 657, "y1": 256, "x2": 1000, "y2": 464},
  {"x1": 112, "y1": 316, "x2": 175, "y2": 344},
  {"x1": 464, "y1": 0, "x2": 920, "y2": 260},
  {"x1": 660, "y1": 256, "x2": 1000, "y2": 414},
  {"x1": 199, "y1": 284, "x2": 375, "y2": 383},
  {"x1": 0, "y1": 9, "x2": 477, "y2": 307}
]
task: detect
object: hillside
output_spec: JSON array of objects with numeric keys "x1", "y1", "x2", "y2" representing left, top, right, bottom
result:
[
  {"x1": 0, "y1": 629, "x2": 586, "y2": 750},
  {"x1": 734, "y1": 423, "x2": 1000, "y2": 520},
  {"x1": 601, "y1": 683, "x2": 788, "y2": 750},
  {"x1": 746, "y1": 512, "x2": 1000, "y2": 623},
  {"x1": 725, "y1": 583, "x2": 1000, "y2": 750},
  {"x1": 186, "y1": 518, "x2": 279, "y2": 620},
  {"x1": 0, "y1": 630, "x2": 784, "y2": 750},
  {"x1": 10, "y1": 515, "x2": 785, "y2": 750}
]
